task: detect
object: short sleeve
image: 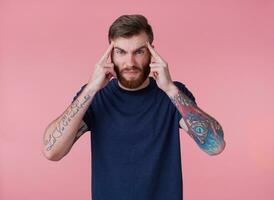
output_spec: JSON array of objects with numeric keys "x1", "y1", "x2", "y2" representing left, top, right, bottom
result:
[
  {"x1": 173, "y1": 81, "x2": 197, "y2": 105},
  {"x1": 173, "y1": 81, "x2": 197, "y2": 129},
  {"x1": 72, "y1": 84, "x2": 92, "y2": 132}
]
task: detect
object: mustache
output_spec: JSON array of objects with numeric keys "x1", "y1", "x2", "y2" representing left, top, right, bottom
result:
[{"x1": 120, "y1": 66, "x2": 142, "y2": 73}]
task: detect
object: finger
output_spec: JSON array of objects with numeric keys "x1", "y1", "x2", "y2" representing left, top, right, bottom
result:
[
  {"x1": 150, "y1": 71, "x2": 158, "y2": 80},
  {"x1": 98, "y1": 41, "x2": 114, "y2": 64},
  {"x1": 146, "y1": 41, "x2": 164, "y2": 63},
  {"x1": 105, "y1": 72, "x2": 114, "y2": 81},
  {"x1": 109, "y1": 68, "x2": 117, "y2": 78},
  {"x1": 104, "y1": 66, "x2": 117, "y2": 78},
  {"x1": 103, "y1": 63, "x2": 114, "y2": 68},
  {"x1": 149, "y1": 66, "x2": 160, "y2": 75},
  {"x1": 149, "y1": 63, "x2": 164, "y2": 68},
  {"x1": 149, "y1": 64, "x2": 166, "y2": 73}
]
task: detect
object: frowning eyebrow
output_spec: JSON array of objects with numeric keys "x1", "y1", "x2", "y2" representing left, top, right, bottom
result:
[{"x1": 114, "y1": 45, "x2": 147, "y2": 53}]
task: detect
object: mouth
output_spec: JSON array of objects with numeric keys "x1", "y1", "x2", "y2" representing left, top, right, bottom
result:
[
  {"x1": 124, "y1": 70, "x2": 139, "y2": 73},
  {"x1": 123, "y1": 69, "x2": 140, "y2": 75}
]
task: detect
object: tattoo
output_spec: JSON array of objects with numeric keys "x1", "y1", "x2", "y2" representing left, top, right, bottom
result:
[
  {"x1": 44, "y1": 94, "x2": 91, "y2": 151},
  {"x1": 170, "y1": 91, "x2": 195, "y2": 107},
  {"x1": 169, "y1": 90, "x2": 225, "y2": 155}
]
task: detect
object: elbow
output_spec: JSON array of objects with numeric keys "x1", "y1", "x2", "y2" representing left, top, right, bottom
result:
[
  {"x1": 205, "y1": 139, "x2": 226, "y2": 156},
  {"x1": 42, "y1": 149, "x2": 63, "y2": 161}
]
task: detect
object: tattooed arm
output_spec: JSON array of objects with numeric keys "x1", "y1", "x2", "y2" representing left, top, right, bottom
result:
[
  {"x1": 166, "y1": 86, "x2": 226, "y2": 156},
  {"x1": 144, "y1": 42, "x2": 225, "y2": 155},
  {"x1": 42, "y1": 42, "x2": 116, "y2": 161},
  {"x1": 42, "y1": 87, "x2": 96, "y2": 161}
]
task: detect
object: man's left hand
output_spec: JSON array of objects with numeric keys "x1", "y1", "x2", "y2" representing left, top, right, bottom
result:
[{"x1": 146, "y1": 41, "x2": 178, "y2": 95}]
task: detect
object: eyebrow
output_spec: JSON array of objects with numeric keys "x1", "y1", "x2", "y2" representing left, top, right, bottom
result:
[{"x1": 114, "y1": 45, "x2": 147, "y2": 53}]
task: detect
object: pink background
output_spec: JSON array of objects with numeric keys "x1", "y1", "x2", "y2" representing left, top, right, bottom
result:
[{"x1": 1, "y1": 0, "x2": 274, "y2": 199}]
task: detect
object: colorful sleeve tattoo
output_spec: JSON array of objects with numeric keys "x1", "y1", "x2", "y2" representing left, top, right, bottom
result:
[{"x1": 169, "y1": 89, "x2": 226, "y2": 155}]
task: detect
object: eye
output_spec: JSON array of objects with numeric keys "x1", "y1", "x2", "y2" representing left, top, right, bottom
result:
[
  {"x1": 115, "y1": 49, "x2": 125, "y2": 55},
  {"x1": 135, "y1": 50, "x2": 144, "y2": 55}
]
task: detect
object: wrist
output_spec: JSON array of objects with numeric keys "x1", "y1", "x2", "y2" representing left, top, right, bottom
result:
[{"x1": 83, "y1": 83, "x2": 99, "y2": 95}]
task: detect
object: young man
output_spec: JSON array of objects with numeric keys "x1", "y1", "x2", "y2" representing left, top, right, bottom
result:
[{"x1": 43, "y1": 14, "x2": 226, "y2": 200}]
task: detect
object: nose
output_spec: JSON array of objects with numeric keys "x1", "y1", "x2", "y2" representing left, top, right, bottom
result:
[{"x1": 125, "y1": 54, "x2": 135, "y2": 67}]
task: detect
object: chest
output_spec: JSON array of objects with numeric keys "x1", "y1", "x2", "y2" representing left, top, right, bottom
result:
[{"x1": 91, "y1": 90, "x2": 178, "y2": 145}]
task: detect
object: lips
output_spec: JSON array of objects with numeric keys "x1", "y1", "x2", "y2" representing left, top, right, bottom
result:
[
  {"x1": 124, "y1": 70, "x2": 138, "y2": 73},
  {"x1": 123, "y1": 69, "x2": 140, "y2": 74}
]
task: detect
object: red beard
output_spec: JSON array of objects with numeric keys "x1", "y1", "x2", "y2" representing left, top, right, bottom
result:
[{"x1": 114, "y1": 62, "x2": 151, "y2": 89}]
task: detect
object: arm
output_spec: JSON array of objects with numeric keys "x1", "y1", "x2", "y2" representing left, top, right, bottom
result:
[
  {"x1": 42, "y1": 87, "x2": 96, "y2": 161},
  {"x1": 166, "y1": 86, "x2": 226, "y2": 156},
  {"x1": 42, "y1": 42, "x2": 116, "y2": 161},
  {"x1": 145, "y1": 42, "x2": 225, "y2": 156}
]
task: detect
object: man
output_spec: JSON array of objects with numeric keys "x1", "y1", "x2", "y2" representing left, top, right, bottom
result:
[{"x1": 43, "y1": 14, "x2": 226, "y2": 200}]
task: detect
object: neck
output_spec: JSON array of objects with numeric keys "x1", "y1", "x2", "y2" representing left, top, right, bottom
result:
[{"x1": 118, "y1": 77, "x2": 150, "y2": 91}]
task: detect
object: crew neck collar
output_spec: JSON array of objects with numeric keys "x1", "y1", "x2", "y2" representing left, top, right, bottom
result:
[{"x1": 114, "y1": 77, "x2": 156, "y2": 94}]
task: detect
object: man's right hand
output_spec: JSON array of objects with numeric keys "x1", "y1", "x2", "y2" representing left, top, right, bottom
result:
[{"x1": 87, "y1": 42, "x2": 116, "y2": 92}]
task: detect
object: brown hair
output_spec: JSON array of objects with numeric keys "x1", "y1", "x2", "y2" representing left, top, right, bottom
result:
[{"x1": 108, "y1": 14, "x2": 154, "y2": 44}]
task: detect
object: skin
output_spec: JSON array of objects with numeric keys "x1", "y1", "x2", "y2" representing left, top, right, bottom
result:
[
  {"x1": 44, "y1": 95, "x2": 91, "y2": 153},
  {"x1": 111, "y1": 31, "x2": 152, "y2": 90}
]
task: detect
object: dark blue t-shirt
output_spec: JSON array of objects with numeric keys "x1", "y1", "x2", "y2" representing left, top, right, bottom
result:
[{"x1": 73, "y1": 77, "x2": 196, "y2": 200}]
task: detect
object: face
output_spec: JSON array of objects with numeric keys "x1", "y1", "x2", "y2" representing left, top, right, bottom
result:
[{"x1": 111, "y1": 32, "x2": 152, "y2": 89}]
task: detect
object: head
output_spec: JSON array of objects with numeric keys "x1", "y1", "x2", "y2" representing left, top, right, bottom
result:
[{"x1": 108, "y1": 14, "x2": 154, "y2": 89}]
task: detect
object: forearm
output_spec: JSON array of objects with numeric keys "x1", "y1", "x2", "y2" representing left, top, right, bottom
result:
[
  {"x1": 42, "y1": 86, "x2": 96, "y2": 160},
  {"x1": 166, "y1": 85, "x2": 226, "y2": 155}
]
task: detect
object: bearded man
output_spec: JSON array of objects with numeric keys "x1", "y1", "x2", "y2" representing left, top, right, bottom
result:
[{"x1": 43, "y1": 14, "x2": 226, "y2": 200}]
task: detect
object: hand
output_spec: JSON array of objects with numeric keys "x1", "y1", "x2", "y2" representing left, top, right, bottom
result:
[
  {"x1": 146, "y1": 42, "x2": 177, "y2": 94},
  {"x1": 87, "y1": 42, "x2": 117, "y2": 92}
]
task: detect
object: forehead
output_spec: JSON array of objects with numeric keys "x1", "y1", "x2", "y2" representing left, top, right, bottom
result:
[{"x1": 112, "y1": 32, "x2": 149, "y2": 51}]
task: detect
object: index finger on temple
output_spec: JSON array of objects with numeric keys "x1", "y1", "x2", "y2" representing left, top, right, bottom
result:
[
  {"x1": 146, "y1": 41, "x2": 163, "y2": 62},
  {"x1": 99, "y1": 41, "x2": 114, "y2": 63}
]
